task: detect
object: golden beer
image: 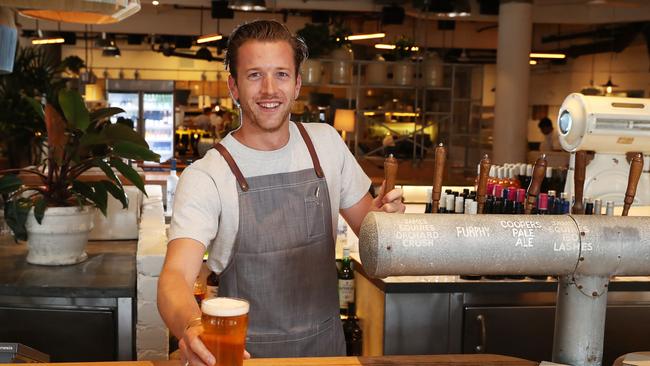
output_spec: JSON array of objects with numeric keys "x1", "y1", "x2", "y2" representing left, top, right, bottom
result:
[{"x1": 200, "y1": 297, "x2": 249, "y2": 366}]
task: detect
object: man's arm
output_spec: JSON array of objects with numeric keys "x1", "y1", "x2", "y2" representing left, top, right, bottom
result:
[
  {"x1": 341, "y1": 182, "x2": 405, "y2": 236},
  {"x1": 158, "y1": 238, "x2": 216, "y2": 366}
]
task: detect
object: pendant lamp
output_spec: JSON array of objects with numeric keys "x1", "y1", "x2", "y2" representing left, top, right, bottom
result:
[
  {"x1": 228, "y1": 0, "x2": 266, "y2": 11},
  {"x1": 0, "y1": 0, "x2": 140, "y2": 24}
]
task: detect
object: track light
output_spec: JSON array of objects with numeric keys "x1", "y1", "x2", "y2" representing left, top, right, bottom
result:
[
  {"x1": 197, "y1": 33, "x2": 223, "y2": 44},
  {"x1": 102, "y1": 47, "x2": 121, "y2": 57},
  {"x1": 346, "y1": 33, "x2": 385, "y2": 41},
  {"x1": 529, "y1": 52, "x2": 566, "y2": 59}
]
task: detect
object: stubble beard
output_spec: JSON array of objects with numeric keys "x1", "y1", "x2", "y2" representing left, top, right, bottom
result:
[{"x1": 242, "y1": 99, "x2": 294, "y2": 134}]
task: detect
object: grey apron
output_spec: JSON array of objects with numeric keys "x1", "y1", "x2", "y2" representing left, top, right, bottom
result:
[{"x1": 213, "y1": 122, "x2": 346, "y2": 358}]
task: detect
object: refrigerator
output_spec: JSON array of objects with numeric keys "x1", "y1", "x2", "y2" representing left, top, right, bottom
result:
[{"x1": 106, "y1": 80, "x2": 175, "y2": 163}]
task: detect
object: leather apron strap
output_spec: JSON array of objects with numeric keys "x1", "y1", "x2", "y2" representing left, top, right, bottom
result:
[
  {"x1": 214, "y1": 143, "x2": 249, "y2": 192},
  {"x1": 294, "y1": 122, "x2": 324, "y2": 178}
]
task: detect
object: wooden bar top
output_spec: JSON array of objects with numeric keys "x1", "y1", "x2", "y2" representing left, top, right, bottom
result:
[{"x1": 22, "y1": 354, "x2": 538, "y2": 366}]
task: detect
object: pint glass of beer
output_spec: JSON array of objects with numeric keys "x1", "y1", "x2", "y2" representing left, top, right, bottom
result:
[{"x1": 200, "y1": 297, "x2": 249, "y2": 366}]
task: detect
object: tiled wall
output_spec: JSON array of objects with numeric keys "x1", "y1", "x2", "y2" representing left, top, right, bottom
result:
[{"x1": 136, "y1": 185, "x2": 169, "y2": 360}]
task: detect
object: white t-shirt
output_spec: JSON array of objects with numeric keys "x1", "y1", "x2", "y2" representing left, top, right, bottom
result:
[{"x1": 169, "y1": 122, "x2": 371, "y2": 273}]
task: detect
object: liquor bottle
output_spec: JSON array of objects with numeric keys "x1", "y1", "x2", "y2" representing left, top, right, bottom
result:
[
  {"x1": 492, "y1": 185, "x2": 504, "y2": 214},
  {"x1": 205, "y1": 271, "x2": 219, "y2": 300},
  {"x1": 445, "y1": 194, "x2": 455, "y2": 214},
  {"x1": 342, "y1": 302, "x2": 363, "y2": 356},
  {"x1": 605, "y1": 201, "x2": 615, "y2": 216},
  {"x1": 584, "y1": 197, "x2": 594, "y2": 215},
  {"x1": 594, "y1": 199, "x2": 602, "y2": 215},
  {"x1": 338, "y1": 247, "x2": 355, "y2": 315},
  {"x1": 547, "y1": 190, "x2": 557, "y2": 215},
  {"x1": 503, "y1": 188, "x2": 516, "y2": 214},
  {"x1": 537, "y1": 193, "x2": 548, "y2": 215},
  {"x1": 166, "y1": 158, "x2": 179, "y2": 215},
  {"x1": 438, "y1": 193, "x2": 447, "y2": 213},
  {"x1": 514, "y1": 188, "x2": 526, "y2": 214},
  {"x1": 425, "y1": 188, "x2": 433, "y2": 214},
  {"x1": 193, "y1": 276, "x2": 206, "y2": 304},
  {"x1": 454, "y1": 196, "x2": 464, "y2": 214}
]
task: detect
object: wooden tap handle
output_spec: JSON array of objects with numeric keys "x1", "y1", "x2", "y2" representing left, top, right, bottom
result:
[
  {"x1": 431, "y1": 143, "x2": 447, "y2": 213},
  {"x1": 572, "y1": 151, "x2": 587, "y2": 215},
  {"x1": 384, "y1": 154, "x2": 398, "y2": 195},
  {"x1": 476, "y1": 154, "x2": 491, "y2": 215},
  {"x1": 525, "y1": 154, "x2": 547, "y2": 215},
  {"x1": 622, "y1": 153, "x2": 643, "y2": 216}
]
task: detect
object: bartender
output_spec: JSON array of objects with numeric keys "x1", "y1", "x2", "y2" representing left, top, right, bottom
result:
[{"x1": 157, "y1": 19, "x2": 405, "y2": 365}]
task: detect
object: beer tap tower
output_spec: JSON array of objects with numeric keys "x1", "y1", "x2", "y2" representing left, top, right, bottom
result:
[
  {"x1": 356, "y1": 94, "x2": 650, "y2": 366},
  {"x1": 558, "y1": 93, "x2": 650, "y2": 206}
]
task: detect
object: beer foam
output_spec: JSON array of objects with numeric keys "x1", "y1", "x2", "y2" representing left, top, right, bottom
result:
[{"x1": 201, "y1": 297, "x2": 249, "y2": 317}]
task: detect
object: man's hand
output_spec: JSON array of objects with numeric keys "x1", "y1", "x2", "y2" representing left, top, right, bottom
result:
[
  {"x1": 372, "y1": 181, "x2": 405, "y2": 213},
  {"x1": 179, "y1": 322, "x2": 214, "y2": 366}
]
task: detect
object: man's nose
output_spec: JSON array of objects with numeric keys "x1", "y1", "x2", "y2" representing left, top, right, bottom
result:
[{"x1": 262, "y1": 74, "x2": 277, "y2": 94}]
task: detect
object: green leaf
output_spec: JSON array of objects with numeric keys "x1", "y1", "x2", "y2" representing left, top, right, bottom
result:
[
  {"x1": 72, "y1": 180, "x2": 96, "y2": 203},
  {"x1": 58, "y1": 89, "x2": 90, "y2": 130},
  {"x1": 101, "y1": 180, "x2": 129, "y2": 209},
  {"x1": 0, "y1": 174, "x2": 22, "y2": 194},
  {"x1": 79, "y1": 132, "x2": 109, "y2": 147},
  {"x1": 103, "y1": 123, "x2": 149, "y2": 147},
  {"x1": 33, "y1": 197, "x2": 47, "y2": 224},
  {"x1": 110, "y1": 158, "x2": 148, "y2": 196},
  {"x1": 90, "y1": 107, "x2": 125, "y2": 124},
  {"x1": 25, "y1": 96, "x2": 44, "y2": 120},
  {"x1": 96, "y1": 159, "x2": 121, "y2": 185},
  {"x1": 91, "y1": 181, "x2": 108, "y2": 216},
  {"x1": 4, "y1": 199, "x2": 30, "y2": 241},
  {"x1": 112, "y1": 141, "x2": 160, "y2": 162}
]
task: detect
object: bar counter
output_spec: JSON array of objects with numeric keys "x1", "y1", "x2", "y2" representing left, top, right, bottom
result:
[
  {"x1": 34, "y1": 354, "x2": 537, "y2": 366},
  {"x1": 0, "y1": 237, "x2": 136, "y2": 361}
]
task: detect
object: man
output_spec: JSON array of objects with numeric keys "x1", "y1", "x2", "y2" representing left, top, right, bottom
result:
[
  {"x1": 157, "y1": 20, "x2": 405, "y2": 366},
  {"x1": 193, "y1": 107, "x2": 214, "y2": 132},
  {"x1": 538, "y1": 116, "x2": 560, "y2": 151}
]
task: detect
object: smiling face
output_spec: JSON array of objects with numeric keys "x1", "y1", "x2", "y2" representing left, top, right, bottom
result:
[{"x1": 228, "y1": 40, "x2": 302, "y2": 135}]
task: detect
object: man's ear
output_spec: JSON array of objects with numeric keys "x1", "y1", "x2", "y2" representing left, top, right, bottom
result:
[
  {"x1": 227, "y1": 75, "x2": 240, "y2": 106},
  {"x1": 294, "y1": 72, "x2": 302, "y2": 100}
]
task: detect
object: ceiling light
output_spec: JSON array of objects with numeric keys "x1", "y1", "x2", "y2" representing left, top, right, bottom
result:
[
  {"x1": 374, "y1": 44, "x2": 418, "y2": 52},
  {"x1": 601, "y1": 78, "x2": 618, "y2": 94},
  {"x1": 3, "y1": 0, "x2": 141, "y2": 25},
  {"x1": 228, "y1": 0, "x2": 266, "y2": 11},
  {"x1": 152, "y1": 0, "x2": 159, "y2": 5},
  {"x1": 196, "y1": 46, "x2": 213, "y2": 61},
  {"x1": 346, "y1": 33, "x2": 385, "y2": 41},
  {"x1": 529, "y1": 60, "x2": 537, "y2": 65},
  {"x1": 102, "y1": 47, "x2": 121, "y2": 57},
  {"x1": 95, "y1": 32, "x2": 117, "y2": 49},
  {"x1": 197, "y1": 33, "x2": 223, "y2": 44},
  {"x1": 529, "y1": 52, "x2": 566, "y2": 59},
  {"x1": 32, "y1": 36, "x2": 65, "y2": 45}
]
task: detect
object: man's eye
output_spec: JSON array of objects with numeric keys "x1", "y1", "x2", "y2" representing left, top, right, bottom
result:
[
  {"x1": 277, "y1": 72, "x2": 290, "y2": 78},
  {"x1": 248, "y1": 72, "x2": 261, "y2": 79}
]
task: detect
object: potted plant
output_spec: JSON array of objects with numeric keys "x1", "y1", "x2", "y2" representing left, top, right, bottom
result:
[
  {"x1": 0, "y1": 46, "x2": 83, "y2": 169},
  {"x1": 0, "y1": 89, "x2": 160, "y2": 265},
  {"x1": 296, "y1": 23, "x2": 333, "y2": 84},
  {"x1": 389, "y1": 36, "x2": 416, "y2": 86}
]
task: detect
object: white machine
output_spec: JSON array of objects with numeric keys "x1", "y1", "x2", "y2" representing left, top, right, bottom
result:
[{"x1": 558, "y1": 93, "x2": 650, "y2": 205}]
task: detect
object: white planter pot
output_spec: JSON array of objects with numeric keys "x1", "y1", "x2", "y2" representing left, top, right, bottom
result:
[
  {"x1": 366, "y1": 56, "x2": 387, "y2": 85},
  {"x1": 393, "y1": 62, "x2": 414, "y2": 86},
  {"x1": 301, "y1": 59, "x2": 322, "y2": 84},
  {"x1": 25, "y1": 206, "x2": 95, "y2": 265},
  {"x1": 330, "y1": 46, "x2": 354, "y2": 84},
  {"x1": 423, "y1": 53, "x2": 444, "y2": 87}
]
